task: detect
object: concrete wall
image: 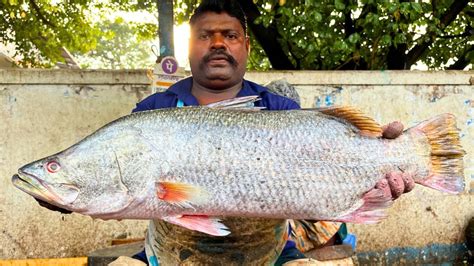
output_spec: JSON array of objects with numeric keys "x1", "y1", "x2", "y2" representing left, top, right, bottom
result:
[{"x1": 0, "y1": 69, "x2": 473, "y2": 259}]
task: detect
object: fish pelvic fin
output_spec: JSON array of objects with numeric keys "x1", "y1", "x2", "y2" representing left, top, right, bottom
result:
[
  {"x1": 411, "y1": 113, "x2": 465, "y2": 194},
  {"x1": 334, "y1": 189, "x2": 393, "y2": 224},
  {"x1": 316, "y1": 106, "x2": 383, "y2": 137},
  {"x1": 163, "y1": 215, "x2": 230, "y2": 236},
  {"x1": 156, "y1": 181, "x2": 209, "y2": 208}
]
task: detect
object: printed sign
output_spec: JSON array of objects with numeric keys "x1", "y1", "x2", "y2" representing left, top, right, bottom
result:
[{"x1": 151, "y1": 56, "x2": 186, "y2": 92}]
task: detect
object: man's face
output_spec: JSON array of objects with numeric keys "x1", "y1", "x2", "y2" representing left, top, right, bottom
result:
[{"x1": 189, "y1": 12, "x2": 250, "y2": 90}]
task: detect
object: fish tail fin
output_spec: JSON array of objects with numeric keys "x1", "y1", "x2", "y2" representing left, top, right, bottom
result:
[{"x1": 410, "y1": 113, "x2": 465, "y2": 194}]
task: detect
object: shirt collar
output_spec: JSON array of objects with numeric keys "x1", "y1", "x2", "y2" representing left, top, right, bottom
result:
[
  {"x1": 237, "y1": 79, "x2": 268, "y2": 97},
  {"x1": 167, "y1": 77, "x2": 199, "y2": 106},
  {"x1": 166, "y1": 77, "x2": 268, "y2": 105}
]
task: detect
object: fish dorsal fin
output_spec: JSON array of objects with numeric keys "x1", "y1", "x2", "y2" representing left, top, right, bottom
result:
[
  {"x1": 206, "y1": 96, "x2": 265, "y2": 111},
  {"x1": 317, "y1": 106, "x2": 383, "y2": 137}
]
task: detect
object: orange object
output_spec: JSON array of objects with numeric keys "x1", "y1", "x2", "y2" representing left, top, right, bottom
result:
[{"x1": 0, "y1": 257, "x2": 87, "y2": 266}]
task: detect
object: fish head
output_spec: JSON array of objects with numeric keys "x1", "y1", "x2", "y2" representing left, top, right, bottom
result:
[
  {"x1": 12, "y1": 132, "x2": 141, "y2": 217},
  {"x1": 13, "y1": 153, "x2": 81, "y2": 210}
]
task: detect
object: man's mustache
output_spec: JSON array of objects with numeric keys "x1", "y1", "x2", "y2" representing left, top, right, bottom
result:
[{"x1": 202, "y1": 49, "x2": 238, "y2": 67}]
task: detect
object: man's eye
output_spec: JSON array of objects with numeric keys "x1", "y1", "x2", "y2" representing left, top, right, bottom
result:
[
  {"x1": 199, "y1": 34, "x2": 209, "y2": 40},
  {"x1": 226, "y1": 34, "x2": 237, "y2": 40}
]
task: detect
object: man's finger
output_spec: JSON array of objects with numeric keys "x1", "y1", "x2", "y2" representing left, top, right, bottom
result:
[
  {"x1": 386, "y1": 172, "x2": 405, "y2": 199},
  {"x1": 401, "y1": 173, "x2": 416, "y2": 193},
  {"x1": 375, "y1": 179, "x2": 392, "y2": 199},
  {"x1": 382, "y1": 121, "x2": 404, "y2": 139}
]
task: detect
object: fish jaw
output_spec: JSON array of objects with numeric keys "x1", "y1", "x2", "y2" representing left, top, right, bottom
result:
[{"x1": 12, "y1": 170, "x2": 79, "y2": 207}]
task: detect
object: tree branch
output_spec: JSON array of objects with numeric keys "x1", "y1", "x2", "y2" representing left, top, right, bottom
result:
[
  {"x1": 439, "y1": 25, "x2": 473, "y2": 39},
  {"x1": 286, "y1": 40, "x2": 301, "y2": 69},
  {"x1": 29, "y1": 0, "x2": 55, "y2": 28},
  {"x1": 447, "y1": 45, "x2": 473, "y2": 70},
  {"x1": 343, "y1": 0, "x2": 355, "y2": 37},
  {"x1": 386, "y1": 0, "x2": 409, "y2": 69},
  {"x1": 406, "y1": 0, "x2": 469, "y2": 66}
]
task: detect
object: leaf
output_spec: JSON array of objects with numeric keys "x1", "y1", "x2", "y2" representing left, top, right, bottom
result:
[
  {"x1": 313, "y1": 12, "x2": 322, "y2": 22},
  {"x1": 348, "y1": 33, "x2": 360, "y2": 44},
  {"x1": 394, "y1": 33, "x2": 407, "y2": 44},
  {"x1": 411, "y1": 3, "x2": 423, "y2": 14},
  {"x1": 335, "y1": 0, "x2": 345, "y2": 11},
  {"x1": 381, "y1": 34, "x2": 392, "y2": 46}
]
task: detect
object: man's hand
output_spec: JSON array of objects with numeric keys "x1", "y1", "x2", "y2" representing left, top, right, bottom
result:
[
  {"x1": 375, "y1": 172, "x2": 416, "y2": 200},
  {"x1": 376, "y1": 121, "x2": 415, "y2": 200},
  {"x1": 381, "y1": 121, "x2": 404, "y2": 139}
]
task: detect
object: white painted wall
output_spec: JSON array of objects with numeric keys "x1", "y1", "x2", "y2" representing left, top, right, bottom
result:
[{"x1": 1, "y1": 69, "x2": 472, "y2": 259}]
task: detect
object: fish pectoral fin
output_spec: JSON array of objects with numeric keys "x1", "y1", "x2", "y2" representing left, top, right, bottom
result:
[
  {"x1": 315, "y1": 106, "x2": 383, "y2": 137},
  {"x1": 163, "y1": 215, "x2": 230, "y2": 236},
  {"x1": 205, "y1": 96, "x2": 265, "y2": 110},
  {"x1": 156, "y1": 181, "x2": 209, "y2": 208},
  {"x1": 334, "y1": 188, "x2": 393, "y2": 224}
]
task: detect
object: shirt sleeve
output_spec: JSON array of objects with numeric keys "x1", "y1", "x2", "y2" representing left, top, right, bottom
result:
[
  {"x1": 261, "y1": 92, "x2": 301, "y2": 111},
  {"x1": 282, "y1": 98, "x2": 300, "y2": 110},
  {"x1": 132, "y1": 92, "x2": 176, "y2": 113},
  {"x1": 132, "y1": 97, "x2": 155, "y2": 113}
]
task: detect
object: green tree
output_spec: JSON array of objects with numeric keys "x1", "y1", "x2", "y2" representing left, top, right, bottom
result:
[
  {"x1": 1, "y1": 0, "x2": 97, "y2": 67},
  {"x1": 76, "y1": 18, "x2": 157, "y2": 69},
  {"x1": 0, "y1": 0, "x2": 157, "y2": 68},
  {"x1": 177, "y1": 0, "x2": 473, "y2": 70},
  {"x1": 1, "y1": 0, "x2": 472, "y2": 70}
]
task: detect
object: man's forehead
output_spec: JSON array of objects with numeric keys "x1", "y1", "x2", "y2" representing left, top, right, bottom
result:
[{"x1": 191, "y1": 12, "x2": 244, "y2": 32}]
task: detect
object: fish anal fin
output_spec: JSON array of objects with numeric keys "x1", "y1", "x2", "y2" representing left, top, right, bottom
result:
[
  {"x1": 317, "y1": 106, "x2": 383, "y2": 138},
  {"x1": 163, "y1": 215, "x2": 230, "y2": 236},
  {"x1": 156, "y1": 181, "x2": 209, "y2": 208},
  {"x1": 335, "y1": 189, "x2": 392, "y2": 224}
]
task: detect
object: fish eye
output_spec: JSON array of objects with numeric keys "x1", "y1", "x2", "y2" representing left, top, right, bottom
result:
[{"x1": 46, "y1": 161, "x2": 61, "y2": 173}]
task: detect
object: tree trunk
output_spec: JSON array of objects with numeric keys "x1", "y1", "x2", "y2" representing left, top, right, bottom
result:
[
  {"x1": 157, "y1": 0, "x2": 174, "y2": 58},
  {"x1": 239, "y1": 0, "x2": 296, "y2": 70}
]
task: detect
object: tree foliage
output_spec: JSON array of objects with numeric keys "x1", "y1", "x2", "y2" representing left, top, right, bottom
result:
[
  {"x1": 1, "y1": 0, "x2": 98, "y2": 66},
  {"x1": 0, "y1": 0, "x2": 158, "y2": 68},
  {"x1": 176, "y1": 0, "x2": 472, "y2": 70},
  {"x1": 1, "y1": 0, "x2": 472, "y2": 70},
  {"x1": 76, "y1": 18, "x2": 157, "y2": 69}
]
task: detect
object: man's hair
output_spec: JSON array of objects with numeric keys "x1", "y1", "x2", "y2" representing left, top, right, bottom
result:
[{"x1": 189, "y1": 0, "x2": 247, "y2": 35}]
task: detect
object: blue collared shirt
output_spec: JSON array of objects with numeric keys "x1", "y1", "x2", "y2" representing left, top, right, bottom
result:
[{"x1": 132, "y1": 77, "x2": 300, "y2": 112}]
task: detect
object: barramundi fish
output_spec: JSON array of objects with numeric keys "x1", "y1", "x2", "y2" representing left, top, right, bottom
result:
[{"x1": 12, "y1": 96, "x2": 465, "y2": 236}]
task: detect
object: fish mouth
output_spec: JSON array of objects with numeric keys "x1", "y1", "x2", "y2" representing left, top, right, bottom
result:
[{"x1": 12, "y1": 171, "x2": 68, "y2": 206}]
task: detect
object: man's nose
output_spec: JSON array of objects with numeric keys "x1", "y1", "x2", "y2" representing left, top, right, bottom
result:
[{"x1": 210, "y1": 34, "x2": 225, "y2": 49}]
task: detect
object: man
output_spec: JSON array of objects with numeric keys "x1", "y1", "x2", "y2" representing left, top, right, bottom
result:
[
  {"x1": 130, "y1": 1, "x2": 413, "y2": 265},
  {"x1": 132, "y1": 1, "x2": 300, "y2": 264}
]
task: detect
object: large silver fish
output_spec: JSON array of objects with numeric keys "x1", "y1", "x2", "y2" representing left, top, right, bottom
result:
[{"x1": 12, "y1": 96, "x2": 465, "y2": 236}]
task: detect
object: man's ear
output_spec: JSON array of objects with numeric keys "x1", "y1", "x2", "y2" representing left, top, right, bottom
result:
[{"x1": 246, "y1": 36, "x2": 250, "y2": 55}]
